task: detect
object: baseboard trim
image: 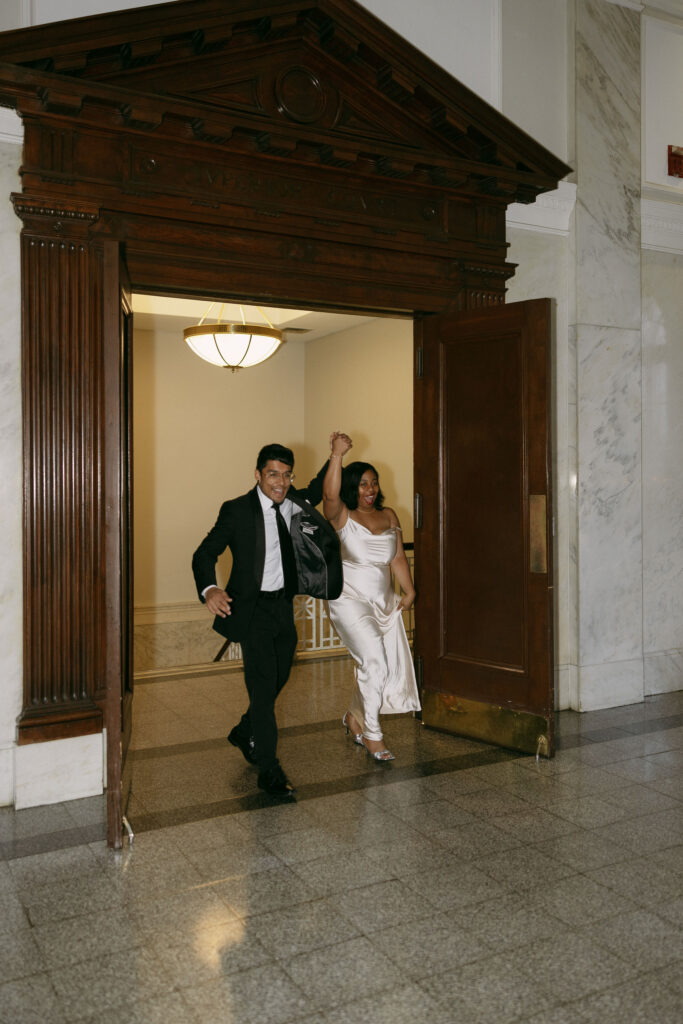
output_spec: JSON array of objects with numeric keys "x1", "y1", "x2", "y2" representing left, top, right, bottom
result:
[{"x1": 134, "y1": 646, "x2": 349, "y2": 683}]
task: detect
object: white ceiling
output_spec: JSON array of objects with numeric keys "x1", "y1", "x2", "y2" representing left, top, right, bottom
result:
[{"x1": 131, "y1": 294, "x2": 377, "y2": 343}]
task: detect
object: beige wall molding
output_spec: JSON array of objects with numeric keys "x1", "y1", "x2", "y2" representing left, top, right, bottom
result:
[{"x1": 134, "y1": 602, "x2": 208, "y2": 626}]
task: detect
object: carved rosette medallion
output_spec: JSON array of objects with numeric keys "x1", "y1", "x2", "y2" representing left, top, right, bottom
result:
[{"x1": 275, "y1": 65, "x2": 332, "y2": 124}]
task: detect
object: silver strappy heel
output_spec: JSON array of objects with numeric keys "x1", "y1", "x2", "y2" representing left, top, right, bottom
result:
[
  {"x1": 342, "y1": 711, "x2": 364, "y2": 746},
  {"x1": 366, "y1": 746, "x2": 395, "y2": 762}
]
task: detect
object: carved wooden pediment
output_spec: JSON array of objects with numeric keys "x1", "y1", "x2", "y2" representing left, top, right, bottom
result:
[{"x1": 0, "y1": 0, "x2": 569, "y2": 203}]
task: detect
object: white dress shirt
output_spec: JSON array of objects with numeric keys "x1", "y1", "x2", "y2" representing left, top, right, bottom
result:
[
  {"x1": 201, "y1": 485, "x2": 301, "y2": 599},
  {"x1": 257, "y1": 484, "x2": 295, "y2": 591}
]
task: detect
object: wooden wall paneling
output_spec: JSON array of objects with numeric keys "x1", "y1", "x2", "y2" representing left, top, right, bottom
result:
[{"x1": 14, "y1": 196, "x2": 106, "y2": 744}]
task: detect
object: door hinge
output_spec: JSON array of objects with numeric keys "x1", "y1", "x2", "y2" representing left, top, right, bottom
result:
[
  {"x1": 414, "y1": 492, "x2": 423, "y2": 528},
  {"x1": 416, "y1": 346, "x2": 424, "y2": 379}
]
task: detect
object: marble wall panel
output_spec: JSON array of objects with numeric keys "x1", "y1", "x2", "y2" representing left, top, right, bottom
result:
[
  {"x1": 567, "y1": 324, "x2": 578, "y2": 672},
  {"x1": 642, "y1": 250, "x2": 683, "y2": 694},
  {"x1": 0, "y1": 142, "x2": 22, "y2": 790},
  {"x1": 575, "y1": 0, "x2": 641, "y2": 329},
  {"x1": 0, "y1": 746, "x2": 12, "y2": 804},
  {"x1": 573, "y1": 1, "x2": 645, "y2": 711},
  {"x1": 645, "y1": 651, "x2": 683, "y2": 697},
  {"x1": 577, "y1": 324, "x2": 643, "y2": 667},
  {"x1": 578, "y1": 656, "x2": 644, "y2": 712},
  {"x1": 14, "y1": 734, "x2": 104, "y2": 809}
]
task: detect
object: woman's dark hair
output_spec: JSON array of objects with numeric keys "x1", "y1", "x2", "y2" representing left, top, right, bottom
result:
[
  {"x1": 341, "y1": 461, "x2": 385, "y2": 510},
  {"x1": 256, "y1": 443, "x2": 294, "y2": 471}
]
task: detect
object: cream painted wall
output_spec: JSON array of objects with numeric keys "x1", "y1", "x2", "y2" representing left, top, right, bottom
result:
[
  {"x1": 134, "y1": 315, "x2": 413, "y2": 612},
  {"x1": 133, "y1": 327, "x2": 306, "y2": 607},
  {"x1": 302, "y1": 318, "x2": 414, "y2": 542}
]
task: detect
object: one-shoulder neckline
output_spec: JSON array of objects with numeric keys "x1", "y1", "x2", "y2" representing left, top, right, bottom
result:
[{"x1": 347, "y1": 516, "x2": 394, "y2": 537}]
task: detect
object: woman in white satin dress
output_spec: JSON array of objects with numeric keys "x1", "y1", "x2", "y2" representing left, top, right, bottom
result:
[{"x1": 323, "y1": 433, "x2": 420, "y2": 761}]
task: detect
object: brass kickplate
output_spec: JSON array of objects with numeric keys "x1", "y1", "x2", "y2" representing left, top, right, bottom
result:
[{"x1": 422, "y1": 690, "x2": 552, "y2": 757}]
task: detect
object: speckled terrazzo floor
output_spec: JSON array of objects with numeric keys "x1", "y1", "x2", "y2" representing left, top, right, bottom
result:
[{"x1": 0, "y1": 659, "x2": 681, "y2": 1023}]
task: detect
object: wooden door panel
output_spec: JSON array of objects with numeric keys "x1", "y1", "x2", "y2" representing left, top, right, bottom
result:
[
  {"x1": 104, "y1": 241, "x2": 134, "y2": 848},
  {"x1": 415, "y1": 299, "x2": 554, "y2": 756},
  {"x1": 444, "y1": 329, "x2": 526, "y2": 675}
]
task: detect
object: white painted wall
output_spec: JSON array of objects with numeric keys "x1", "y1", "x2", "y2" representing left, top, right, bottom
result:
[
  {"x1": 302, "y1": 318, "x2": 414, "y2": 541},
  {"x1": 360, "y1": 0, "x2": 502, "y2": 106},
  {"x1": 4, "y1": 0, "x2": 505, "y2": 109},
  {"x1": 23, "y1": 0, "x2": 161, "y2": 25},
  {"x1": 501, "y1": 0, "x2": 569, "y2": 161},
  {"x1": 643, "y1": 14, "x2": 683, "y2": 192}
]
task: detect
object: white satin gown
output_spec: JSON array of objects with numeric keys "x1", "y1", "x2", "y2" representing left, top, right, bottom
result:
[{"x1": 327, "y1": 516, "x2": 421, "y2": 741}]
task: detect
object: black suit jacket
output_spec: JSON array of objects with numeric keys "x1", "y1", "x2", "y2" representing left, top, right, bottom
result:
[{"x1": 192, "y1": 463, "x2": 341, "y2": 642}]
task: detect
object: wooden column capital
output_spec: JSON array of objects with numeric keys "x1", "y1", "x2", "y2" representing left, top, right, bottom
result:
[{"x1": 11, "y1": 192, "x2": 101, "y2": 233}]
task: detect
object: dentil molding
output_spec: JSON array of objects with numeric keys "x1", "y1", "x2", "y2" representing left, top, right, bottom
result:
[{"x1": 642, "y1": 196, "x2": 683, "y2": 253}]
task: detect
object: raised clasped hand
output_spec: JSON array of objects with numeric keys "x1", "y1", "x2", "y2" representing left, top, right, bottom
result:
[{"x1": 330, "y1": 430, "x2": 353, "y2": 456}]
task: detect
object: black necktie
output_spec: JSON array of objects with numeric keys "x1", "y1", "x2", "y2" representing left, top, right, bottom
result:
[{"x1": 272, "y1": 502, "x2": 297, "y2": 599}]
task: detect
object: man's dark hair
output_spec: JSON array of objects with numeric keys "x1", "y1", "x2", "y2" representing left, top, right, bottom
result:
[
  {"x1": 256, "y1": 443, "x2": 295, "y2": 471},
  {"x1": 340, "y1": 461, "x2": 385, "y2": 510}
]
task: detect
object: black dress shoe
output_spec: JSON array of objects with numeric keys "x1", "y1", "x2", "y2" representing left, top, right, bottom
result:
[
  {"x1": 257, "y1": 765, "x2": 297, "y2": 800},
  {"x1": 227, "y1": 726, "x2": 257, "y2": 765}
]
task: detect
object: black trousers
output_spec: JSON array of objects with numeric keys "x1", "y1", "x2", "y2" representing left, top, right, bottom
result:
[{"x1": 235, "y1": 591, "x2": 298, "y2": 772}]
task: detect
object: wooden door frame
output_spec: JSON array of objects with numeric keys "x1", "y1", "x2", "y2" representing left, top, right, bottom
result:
[{"x1": 0, "y1": 0, "x2": 569, "y2": 844}]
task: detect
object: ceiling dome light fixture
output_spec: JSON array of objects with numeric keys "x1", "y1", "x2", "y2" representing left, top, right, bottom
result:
[{"x1": 183, "y1": 303, "x2": 285, "y2": 372}]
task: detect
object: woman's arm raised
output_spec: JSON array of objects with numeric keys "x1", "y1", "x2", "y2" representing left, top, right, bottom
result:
[{"x1": 323, "y1": 431, "x2": 352, "y2": 528}]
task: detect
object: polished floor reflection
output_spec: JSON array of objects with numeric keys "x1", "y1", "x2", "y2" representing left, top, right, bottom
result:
[{"x1": 0, "y1": 659, "x2": 681, "y2": 1023}]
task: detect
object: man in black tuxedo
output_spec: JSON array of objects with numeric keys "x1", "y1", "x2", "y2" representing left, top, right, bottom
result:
[{"x1": 192, "y1": 438, "x2": 350, "y2": 799}]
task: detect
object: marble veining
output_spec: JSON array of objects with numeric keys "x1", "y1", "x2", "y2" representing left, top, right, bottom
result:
[
  {"x1": 575, "y1": 192, "x2": 641, "y2": 328},
  {"x1": 575, "y1": 0, "x2": 641, "y2": 329},
  {"x1": 577, "y1": 326, "x2": 643, "y2": 665}
]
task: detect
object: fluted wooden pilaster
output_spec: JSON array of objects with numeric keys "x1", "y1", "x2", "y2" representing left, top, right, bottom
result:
[{"x1": 14, "y1": 196, "x2": 105, "y2": 743}]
